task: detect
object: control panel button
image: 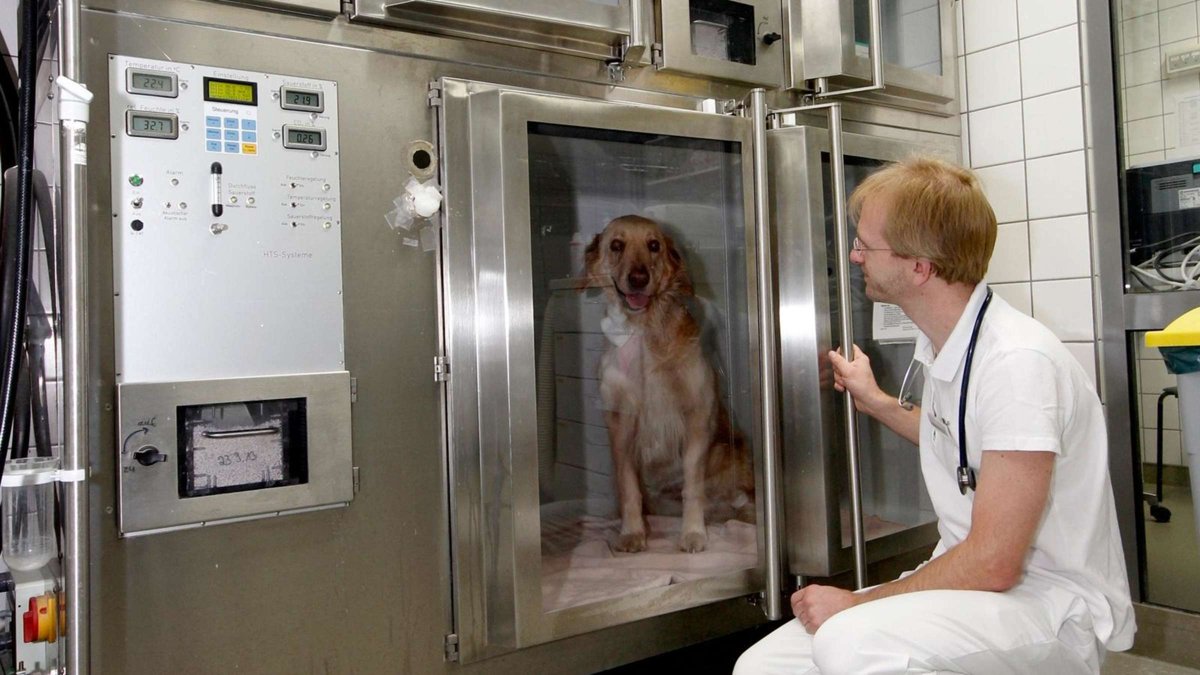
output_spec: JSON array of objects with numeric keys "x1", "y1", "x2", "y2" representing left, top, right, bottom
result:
[
  {"x1": 241, "y1": 119, "x2": 256, "y2": 130},
  {"x1": 224, "y1": 129, "x2": 238, "y2": 141},
  {"x1": 205, "y1": 128, "x2": 220, "y2": 140},
  {"x1": 242, "y1": 143, "x2": 257, "y2": 155},
  {"x1": 205, "y1": 116, "x2": 221, "y2": 128},
  {"x1": 223, "y1": 117, "x2": 238, "y2": 128},
  {"x1": 242, "y1": 131, "x2": 256, "y2": 143},
  {"x1": 130, "y1": 219, "x2": 144, "y2": 232},
  {"x1": 206, "y1": 140, "x2": 221, "y2": 153},
  {"x1": 224, "y1": 142, "x2": 239, "y2": 153},
  {"x1": 133, "y1": 445, "x2": 167, "y2": 466}
]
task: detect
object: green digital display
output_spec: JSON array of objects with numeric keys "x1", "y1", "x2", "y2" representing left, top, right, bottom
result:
[{"x1": 203, "y1": 77, "x2": 258, "y2": 106}]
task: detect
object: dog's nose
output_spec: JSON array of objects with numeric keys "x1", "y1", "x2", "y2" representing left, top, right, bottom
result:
[{"x1": 628, "y1": 266, "x2": 649, "y2": 290}]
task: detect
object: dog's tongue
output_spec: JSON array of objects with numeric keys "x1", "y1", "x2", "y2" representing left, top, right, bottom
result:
[{"x1": 625, "y1": 293, "x2": 650, "y2": 310}]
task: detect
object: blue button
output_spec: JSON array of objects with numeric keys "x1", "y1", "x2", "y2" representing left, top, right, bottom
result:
[
  {"x1": 223, "y1": 117, "x2": 238, "y2": 128},
  {"x1": 206, "y1": 140, "x2": 221, "y2": 152},
  {"x1": 241, "y1": 131, "x2": 256, "y2": 143},
  {"x1": 241, "y1": 119, "x2": 256, "y2": 131},
  {"x1": 224, "y1": 142, "x2": 240, "y2": 153},
  {"x1": 205, "y1": 116, "x2": 220, "y2": 128},
  {"x1": 206, "y1": 129, "x2": 220, "y2": 140},
  {"x1": 224, "y1": 129, "x2": 239, "y2": 141}
]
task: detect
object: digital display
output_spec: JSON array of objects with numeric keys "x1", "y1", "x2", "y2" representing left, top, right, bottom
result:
[
  {"x1": 126, "y1": 111, "x2": 178, "y2": 139},
  {"x1": 283, "y1": 125, "x2": 326, "y2": 151},
  {"x1": 126, "y1": 68, "x2": 178, "y2": 98},
  {"x1": 204, "y1": 77, "x2": 258, "y2": 106},
  {"x1": 281, "y1": 87, "x2": 324, "y2": 113}
]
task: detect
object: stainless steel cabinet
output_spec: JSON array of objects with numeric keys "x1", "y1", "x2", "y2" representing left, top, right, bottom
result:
[
  {"x1": 656, "y1": 0, "x2": 785, "y2": 86},
  {"x1": 787, "y1": 0, "x2": 958, "y2": 111}
]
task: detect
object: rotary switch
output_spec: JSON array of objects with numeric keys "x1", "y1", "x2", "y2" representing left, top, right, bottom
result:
[{"x1": 133, "y1": 445, "x2": 167, "y2": 466}]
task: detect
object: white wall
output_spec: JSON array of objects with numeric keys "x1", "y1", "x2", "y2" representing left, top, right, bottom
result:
[{"x1": 957, "y1": 0, "x2": 1100, "y2": 391}]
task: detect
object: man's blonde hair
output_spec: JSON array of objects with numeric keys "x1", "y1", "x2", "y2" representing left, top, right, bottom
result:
[{"x1": 848, "y1": 156, "x2": 997, "y2": 285}]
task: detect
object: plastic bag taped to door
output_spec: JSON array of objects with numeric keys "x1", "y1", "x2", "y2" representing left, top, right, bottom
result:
[{"x1": 530, "y1": 122, "x2": 759, "y2": 612}]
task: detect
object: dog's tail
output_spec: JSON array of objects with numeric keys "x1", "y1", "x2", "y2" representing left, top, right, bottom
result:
[{"x1": 706, "y1": 407, "x2": 756, "y2": 524}]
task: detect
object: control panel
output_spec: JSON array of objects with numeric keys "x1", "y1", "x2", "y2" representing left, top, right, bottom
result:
[{"x1": 109, "y1": 56, "x2": 352, "y2": 536}]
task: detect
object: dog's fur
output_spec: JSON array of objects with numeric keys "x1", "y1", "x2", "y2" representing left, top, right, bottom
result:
[{"x1": 583, "y1": 215, "x2": 754, "y2": 553}]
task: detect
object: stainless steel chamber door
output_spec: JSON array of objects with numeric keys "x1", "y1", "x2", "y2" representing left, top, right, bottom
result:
[
  {"x1": 351, "y1": 0, "x2": 640, "y2": 62},
  {"x1": 788, "y1": 0, "x2": 958, "y2": 110},
  {"x1": 768, "y1": 124, "x2": 958, "y2": 577},
  {"x1": 437, "y1": 78, "x2": 767, "y2": 661}
]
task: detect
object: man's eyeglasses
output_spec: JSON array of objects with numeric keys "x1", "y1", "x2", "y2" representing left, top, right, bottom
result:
[{"x1": 852, "y1": 236, "x2": 891, "y2": 253}]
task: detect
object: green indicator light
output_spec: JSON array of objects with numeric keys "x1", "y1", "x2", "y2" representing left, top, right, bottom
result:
[
  {"x1": 1192, "y1": 163, "x2": 1200, "y2": 174},
  {"x1": 128, "y1": 174, "x2": 144, "y2": 187}
]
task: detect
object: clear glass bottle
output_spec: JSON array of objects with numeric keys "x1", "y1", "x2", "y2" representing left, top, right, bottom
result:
[{"x1": 2, "y1": 457, "x2": 59, "y2": 571}]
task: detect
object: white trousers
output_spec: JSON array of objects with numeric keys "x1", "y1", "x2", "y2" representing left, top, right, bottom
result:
[{"x1": 733, "y1": 589, "x2": 1103, "y2": 675}]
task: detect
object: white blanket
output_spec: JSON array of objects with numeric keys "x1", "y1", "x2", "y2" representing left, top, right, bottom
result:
[{"x1": 540, "y1": 509, "x2": 758, "y2": 613}]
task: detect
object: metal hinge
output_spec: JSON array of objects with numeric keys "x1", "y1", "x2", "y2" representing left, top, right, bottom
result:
[
  {"x1": 651, "y1": 43, "x2": 664, "y2": 69},
  {"x1": 350, "y1": 377, "x2": 358, "y2": 404},
  {"x1": 352, "y1": 466, "x2": 360, "y2": 494},
  {"x1": 444, "y1": 633, "x2": 459, "y2": 662},
  {"x1": 428, "y1": 81, "x2": 443, "y2": 108},
  {"x1": 434, "y1": 355, "x2": 450, "y2": 382},
  {"x1": 341, "y1": 0, "x2": 354, "y2": 15}
]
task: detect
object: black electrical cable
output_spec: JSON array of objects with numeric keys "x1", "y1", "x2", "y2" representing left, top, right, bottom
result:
[{"x1": 0, "y1": 0, "x2": 47, "y2": 490}]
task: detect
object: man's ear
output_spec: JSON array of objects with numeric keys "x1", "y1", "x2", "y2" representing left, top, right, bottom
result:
[{"x1": 911, "y1": 258, "x2": 937, "y2": 285}]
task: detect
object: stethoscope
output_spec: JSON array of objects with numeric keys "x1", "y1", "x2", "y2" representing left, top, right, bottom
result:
[{"x1": 897, "y1": 287, "x2": 994, "y2": 495}]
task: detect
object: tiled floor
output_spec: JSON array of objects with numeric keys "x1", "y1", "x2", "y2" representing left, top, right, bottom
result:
[
  {"x1": 1145, "y1": 484, "x2": 1200, "y2": 613},
  {"x1": 1104, "y1": 651, "x2": 1200, "y2": 674}
]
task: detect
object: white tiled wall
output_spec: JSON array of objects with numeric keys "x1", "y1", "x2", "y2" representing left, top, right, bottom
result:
[
  {"x1": 1114, "y1": 2, "x2": 1195, "y2": 465},
  {"x1": 1117, "y1": 0, "x2": 1200, "y2": 167},
  {"x1": 958, "y1": 0, "x2": 1098, "y2": 397}
]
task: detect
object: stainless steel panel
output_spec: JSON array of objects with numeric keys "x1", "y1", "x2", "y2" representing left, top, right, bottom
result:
[
  {"x1": 768, "y1": 123, "x2": 957, "y2": 577},
  {"x1": 116, "y1": 372, "x2": 354, "y2": 535},
  {"x1": 657, "y1": 0, "x2": 784, "y2": 86},
  {"x1": 439, "y1": 76, "x2": 766, "y2": 660},
  {"x1": 218, "y1": 0, "x2": 341, "y2": 15},
  {"x1": 1082, "y1": 0, "x2": 1141, "y2": 598},
  {"x1": 355, "y1": 0, "x2": 638, "y2": 62},
  {"x1": 788, "y1": 0, "x2": 959, "y2": 114},
  {"x1": 84, "y1": 7, "x2": 768, "y2": 674}
]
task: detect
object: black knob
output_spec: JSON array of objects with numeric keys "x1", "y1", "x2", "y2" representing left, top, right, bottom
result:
[
  {"x1": 763, "y1": 32, "x2": 783, "y2": 45},
  {"x1": 134, "y1": 446, "x2": 167, "y2": 467}
]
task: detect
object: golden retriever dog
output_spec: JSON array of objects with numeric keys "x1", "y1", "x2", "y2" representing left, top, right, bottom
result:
[{"x1": 583, "y1": 214, "x2": 754, "y2": 553}]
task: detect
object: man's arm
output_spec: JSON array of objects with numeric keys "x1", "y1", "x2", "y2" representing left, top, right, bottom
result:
[
  {"x1": 827, "y1": 345, "x2": 921, "y2": 444},
  {"x1": 792, "y1": 449, "x2": 1055, "y2": 632}
]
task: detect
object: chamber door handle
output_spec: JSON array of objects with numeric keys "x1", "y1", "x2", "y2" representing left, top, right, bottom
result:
[
  {"x1": 201, "y1": 427, "x2": 281, "y2": 439},
  {"x1": 621, "y1": 0, "x2": 648, "y2": 64},
  {"x1": 816, "y1": 0, "x2": 885, "y2": 98}
]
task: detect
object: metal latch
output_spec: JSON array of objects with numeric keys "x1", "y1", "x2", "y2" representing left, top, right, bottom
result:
[
  {"x1": 352, "y1": 466, "x2": 360, "y2": 494},
  {"x1": 350, "y1": 377, "x2": 358, "y2": 404},
  {"x1": 427, "y1": 81, "x2": 443, "y2": 108},
  {"x1": 434, "y1": 355, "x2": 450, "y2": 382},
  {"x1": 444, "y1": 633, "x2": 459, "y2": 662},
  {"x1": 651, "y1": 43, "x2": 664, "y2": 69}
]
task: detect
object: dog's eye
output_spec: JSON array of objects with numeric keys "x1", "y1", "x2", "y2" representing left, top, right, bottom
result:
[
  {"x1": 648, "y1": 240, "x2": 661, "y2": 253},
  {"x1": 610, "y1": 239, "x2": 625, "y2": 253}
]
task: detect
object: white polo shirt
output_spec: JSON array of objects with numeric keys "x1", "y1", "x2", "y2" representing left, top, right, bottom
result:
[{"x1": 913, "y1": 282, "x2": 1136, "y2": 651}]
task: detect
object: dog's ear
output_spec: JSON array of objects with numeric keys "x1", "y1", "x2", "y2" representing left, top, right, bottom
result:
[
  {"x1": 578, "y1": 232, "x2": 603, "y2": 292},
  {"x1": 663, "y1": 234, "x2": 694, "y2": 297}
]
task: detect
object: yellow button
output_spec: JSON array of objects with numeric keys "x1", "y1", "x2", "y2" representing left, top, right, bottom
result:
[{"x1": 242, "y1": 143, "x2": 257, "y2": 155}]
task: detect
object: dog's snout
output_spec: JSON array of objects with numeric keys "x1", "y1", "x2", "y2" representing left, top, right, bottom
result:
[{"x1": 628, "y1": 266, "x2": 650, "y2": 290}]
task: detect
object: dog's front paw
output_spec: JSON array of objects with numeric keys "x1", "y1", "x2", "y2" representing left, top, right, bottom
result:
[
  {"x1": 615, "y1": 531, "x2": 647, "y2": 553},
  {"x1": 678, "y1": 529, "x2": 708, "y2": 553}
]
